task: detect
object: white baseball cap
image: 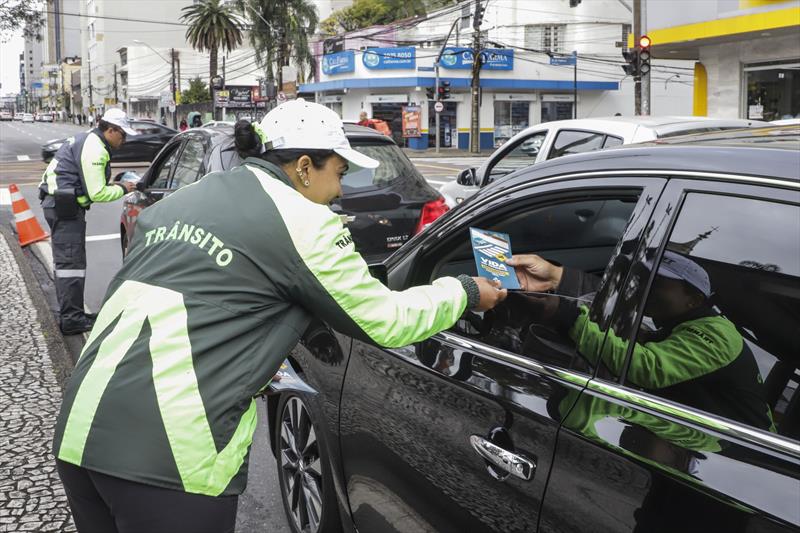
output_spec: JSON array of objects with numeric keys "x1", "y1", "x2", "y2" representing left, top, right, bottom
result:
[
  {"x1": 259, "y1": 99, "x2": 379, "y2": 170},
  {"x1": 654, "y1": 250, "x2": 712, "y2": 298},
  {"x1": 101, "y1": 108, "x2": 138, "y2": 136}
]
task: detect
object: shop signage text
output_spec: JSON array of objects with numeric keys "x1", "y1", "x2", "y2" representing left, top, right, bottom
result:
[
  {"x1": 402, "y1": 105, "x2": 421, "y2": 138},
  {"x1": 362, "y1": 47, "x2": 416, "y2": 70},
  {"x1": 440, "y1": 48, "x2": 514, "y2": 70},
  {"x1": 323, "y1": 51, "x2": 355, "y2": 75},
  {"x1": 549, "y1": 52, "x2": 577, "y2": 66}
]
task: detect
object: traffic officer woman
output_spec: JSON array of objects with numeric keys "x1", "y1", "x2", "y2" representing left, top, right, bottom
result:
[
  {"x1": 39, "y1": 108, "x2": 138, "y2": 335},
  {"x1": 53, "y1": 99, "x2": 507, "y2": 533}
]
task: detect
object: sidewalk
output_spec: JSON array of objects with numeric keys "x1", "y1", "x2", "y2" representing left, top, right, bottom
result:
[
  {"x1": 402, "y1": 146, "x2": 494, "y2": 158},
  {"x1": 0, "y1": 223, "x2": 75, "y2": 532}
]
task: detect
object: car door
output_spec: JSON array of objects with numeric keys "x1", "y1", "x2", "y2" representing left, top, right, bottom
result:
[
  {"x1": 539, "y1": 178, "x2": 800, "y2": 532},
  {"x1": 121, "y1": 138, "x2": 185, "y2": 248},
  {"x1": 338, "y1": 175, "x2": 666, "y2": 532}
]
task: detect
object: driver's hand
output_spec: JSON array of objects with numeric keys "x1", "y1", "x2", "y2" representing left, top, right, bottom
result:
[
  {"x1": 472, "y1": 277, "x2": 508, "y2": 311},
  {"x1": 122, "y1": 181, "x2": 137, "y2": 193},
  {"x1": 506, "y1": 254, "x2": 563, "y2": 292}
]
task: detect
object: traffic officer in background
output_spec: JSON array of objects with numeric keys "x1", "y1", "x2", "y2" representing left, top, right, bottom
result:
[{"x1": 39, "y1": 108, "x2": 138, "y2": 335}]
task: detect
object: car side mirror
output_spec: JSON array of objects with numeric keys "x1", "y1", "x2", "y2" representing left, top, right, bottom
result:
[
  {"x1": 114, "y1": 171, "x2": 142, "y2": 183},
  {"x1": 368, "y1": 263, "x2": 388, "y2": 287},
  {"x1": 456, "y1": 168, "x2": 477, "y2": 186}
]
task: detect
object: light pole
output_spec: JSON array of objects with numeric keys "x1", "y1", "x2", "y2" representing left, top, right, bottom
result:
[{"x1": 133, "y1": 40, "x2": 177, "y2": 128}]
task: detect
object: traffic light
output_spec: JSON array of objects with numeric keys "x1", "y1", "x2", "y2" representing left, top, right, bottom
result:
[
  {"x1": 438, "y1": 81, "x2": 451, "y2": 100},
  {"x1": 638, "y1": 35, "x2": 651, "y2": 76},
  {"x1": 473, "y1": 0, "x2": 485, "y2": 30},
  {"x1": 426, "y1": 87, "x2": 435, "y2": 100},
  {"x1": 621, "y1": 49, "x2": 639, "y2": 76}
]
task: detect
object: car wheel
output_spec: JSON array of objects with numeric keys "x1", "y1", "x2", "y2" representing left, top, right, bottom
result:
[{"x1": 275, "y1": 394, "x2": 340, "y2": 533}]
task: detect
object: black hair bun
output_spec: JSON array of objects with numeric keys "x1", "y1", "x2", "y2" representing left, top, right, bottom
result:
[{"x1": 234, "y1": 119, "x2": 260, "y2": 157}]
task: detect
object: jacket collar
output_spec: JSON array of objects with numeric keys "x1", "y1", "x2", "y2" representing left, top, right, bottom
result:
[
  {"x1": 243, "y1": 157, "x2": 296, "y2": 190},
  {"x1": 91, "y1": 128, "x2": 113, "y2": 153}
]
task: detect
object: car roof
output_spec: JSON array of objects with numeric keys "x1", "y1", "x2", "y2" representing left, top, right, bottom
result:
[
  {"x1": 490, "y1": 126, "x2": 800, "y2": 191},
  {"x1": 514, "y1": 116, "x2": 769, "y2": 138},
  {"x1": 342, "y1": 123, "x2": 395, "y2": 143}
]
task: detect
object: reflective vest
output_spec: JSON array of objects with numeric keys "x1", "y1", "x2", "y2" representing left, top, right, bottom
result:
[
  {"x1": 53, "y1": 158, "x2": 469, "y2": 496},
  {"x1": 39, "y1": 128, "x2": 125, "y2": 207}
]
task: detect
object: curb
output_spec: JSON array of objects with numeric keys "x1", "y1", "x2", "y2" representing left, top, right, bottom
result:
[{"x1": 0, "y1": 223, "x2": 74, "y2": 390}]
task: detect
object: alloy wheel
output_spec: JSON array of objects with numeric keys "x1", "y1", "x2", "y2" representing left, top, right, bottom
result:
[{"x1": 280, "y1": 396, "x2": 323, "y2": 533}]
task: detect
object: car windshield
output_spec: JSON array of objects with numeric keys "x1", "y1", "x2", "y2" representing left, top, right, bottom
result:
[{"x1": 341, "y1": 142, "x2": 422, "y2": 192}]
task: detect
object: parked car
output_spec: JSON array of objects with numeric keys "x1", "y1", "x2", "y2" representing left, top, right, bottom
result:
[
  {"x1": 0, "y1": 110, "x2": 13, "y2": 121},
  {"x1": 21, "y1": 113, "x2": 34, "y2": 123},
  {"x1": 201, "y1": 120, "x2": 235, "y2": 128},
  {"x1": 41, "y1": 120, "x2": 178, "y2": 163},
  {"x1": 440, "y1": 116, "x2": 770, "y2": 207},
  {"x1": 117, "y1": 124, "x2": 448, "y2": 262},
  {"x1": 263, "y1": 126, "x2": 800, "y2": 533},
  {"x1": 37, "y1": 113, "x2": 53, "y2": 122}
]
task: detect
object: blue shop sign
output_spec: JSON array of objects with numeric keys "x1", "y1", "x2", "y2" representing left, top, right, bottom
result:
[
  {"x1": 550, "y1": 52, "x2": 577, "y2": 66},
  {"x1": 439, "y1": 47, "x2": 514, "y2": 70},
  {"x1": 322, "y1": 51, "x2": 355, "y2": 75},
  {"x1": 362, "y1": 47, "x2": 416, "y2": 70}
]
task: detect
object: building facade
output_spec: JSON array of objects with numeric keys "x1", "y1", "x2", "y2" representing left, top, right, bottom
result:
[
  {"x1": 646, "y1": 0, "x2": 799, "y2": 120},
  {"x1": 304, "y1": 0, "x2": 694, "y2": 150}
]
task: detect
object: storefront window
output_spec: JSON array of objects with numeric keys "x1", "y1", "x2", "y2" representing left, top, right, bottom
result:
[
  {"x1": 494, "y1": 101, "x2": 530, "y2": 147},
  {"x1": 745, "y1": 61, "x2": 800, "y2": 121},
  {"x1": 323, "y1": 102, "x2": 342, "y2": 117},
  {"x1": 541, "y1": 101, "x2": 573, "y2": 123}
]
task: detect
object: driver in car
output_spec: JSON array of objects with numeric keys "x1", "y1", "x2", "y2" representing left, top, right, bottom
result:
[{"x1": 507, "y1": 250, "x2": 775, "y2": 432}]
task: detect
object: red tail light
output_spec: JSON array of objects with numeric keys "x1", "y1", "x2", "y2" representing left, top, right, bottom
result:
[{"x1": 414, "y1": 196, "x2": 449, "y2": 235}]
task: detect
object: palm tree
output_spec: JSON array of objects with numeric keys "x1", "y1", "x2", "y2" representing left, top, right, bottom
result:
[
  {"x1": 236, "y1": 0, "x2": 319, "y2": 87},
  {"x1": 181, "y1": 0, "x2": 244, "y2": 96}
]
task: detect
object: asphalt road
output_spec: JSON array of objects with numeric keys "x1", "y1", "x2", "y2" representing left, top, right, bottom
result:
[
  {"x1": 0, "y1": 120, "x2": 86, "y2": 163},
  {"x1": 2, "y1": 132, "x2": 482, "y2": 531}
]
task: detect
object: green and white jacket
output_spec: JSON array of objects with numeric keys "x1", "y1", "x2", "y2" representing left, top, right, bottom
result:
[{"x1": 53, "y1": 157, "x2": 475, "y2": 496}]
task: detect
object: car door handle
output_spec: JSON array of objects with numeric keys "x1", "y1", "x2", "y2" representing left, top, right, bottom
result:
[{"x1": 470, "y1": 435, "x2": 536, "y2": 481}]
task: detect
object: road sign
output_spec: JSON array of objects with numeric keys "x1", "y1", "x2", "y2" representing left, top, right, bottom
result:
[
  {"x1": 277, "y1": 91, "x2": 287, "y2": 103},
  {"x1": 434, "y1": 101, "x2": 444, "y2": 113},
  {"x1": 549, "y1": 54, "x2": 576, "y2": 66},
  {"x1": 168, "y1": 104, "x2": 176, "y2": 113}
]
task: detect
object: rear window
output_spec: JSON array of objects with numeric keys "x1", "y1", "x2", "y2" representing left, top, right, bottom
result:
[{"x1": 341, "y1": 142, "x2": 423, "y2": 192}]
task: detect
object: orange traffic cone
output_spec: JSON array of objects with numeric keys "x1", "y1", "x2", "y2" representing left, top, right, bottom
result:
[{"x1": 9, "y1": 184, "x2": 48, "y2": 247}]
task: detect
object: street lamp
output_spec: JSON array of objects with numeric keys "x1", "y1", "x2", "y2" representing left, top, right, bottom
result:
[{"x1": 132, "y1": 40, "x2": 177, "y2": 128}]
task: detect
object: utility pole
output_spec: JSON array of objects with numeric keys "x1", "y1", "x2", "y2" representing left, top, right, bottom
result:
[
  {"x1": 170, "y1": 48, "x2": 177, "y2": 128},
  {"x1": 640, "y1": 0, "x2": 650, "y2": 115},
  {"x1": 573, "y1": 51, "x2": 578, "y2": 119},
  {"x1": 633, "y1": 0, "x2": 642, "y2": 115},
  {"x1": 470, "y1": 0, "x2": 485, "y2": 154},
  {"x1": 88, "y1": 59, "x2": 93, "y2": 112},
  {"x1": 113, "y1": 63, "x2": 118, "y2": 104}
]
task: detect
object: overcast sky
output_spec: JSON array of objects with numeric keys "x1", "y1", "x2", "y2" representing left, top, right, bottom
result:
[{"x1": 1, "y1": 32, "x2": 24, "y2": 97}]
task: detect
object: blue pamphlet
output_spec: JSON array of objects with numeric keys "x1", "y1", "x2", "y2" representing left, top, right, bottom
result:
[{"x1": 470, "y1": 228, "x2": 521, "y2": 289}]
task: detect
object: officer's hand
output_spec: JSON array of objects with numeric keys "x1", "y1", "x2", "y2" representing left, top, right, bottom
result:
[
  {"x1": 122, "y1": 181, "x2": 137, "y2": 193},
  {"x1": 506, "y1": 254, "x2": 563, "y2": 292},
  {"x1": 472, "y1": 277, "x2": 508, "y2": 311}
]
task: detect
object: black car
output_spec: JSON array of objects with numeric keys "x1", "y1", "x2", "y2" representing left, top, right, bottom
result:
[
  {"x1": 264, "y1": 126, "x2": 800, "y2": 533},
  {"x1": 41, "y1": 120, "x2": 177, "y2": 163},
  {"x1": 118, "y1": 124, "x2": 446, "y2": 262}
]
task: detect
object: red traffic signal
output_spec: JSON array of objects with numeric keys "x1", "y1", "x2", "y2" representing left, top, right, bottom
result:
[{"x1": 639, "y1": 35, "x2": 651, "y2": 49}]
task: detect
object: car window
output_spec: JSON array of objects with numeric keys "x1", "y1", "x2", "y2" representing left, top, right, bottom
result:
[
  {"x1": 170, "y1": 137, "x2": 205, "y2": 189},
  {"x1": 130, "y1": 121, "x2": 162, "y2": 135},
  {"x1": 603, "y1": 135, "x2": 624, "y2": 148},
  {"x1": 150, "y1": 144, "x2": 181, "y2": 189},
  {"x1": 341, "y1": 143, "x2": 421, "y2": 192},
  {"x1": 426, "y1": 190, "x2": 643, "y2": 373},
  {"x1": 484, "y1": 130, "x2": 547, "y2": 186},
  {"x1": 620, "y1": 193, "x2": 800, "y2": 439},
  {"x1": 548, "y1": 130, "x2": 607, "y2": 159}
]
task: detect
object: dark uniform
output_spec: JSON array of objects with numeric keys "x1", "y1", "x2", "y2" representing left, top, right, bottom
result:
[{"x1": 39, "y1": 128, "x2": 126, "y2": 332}]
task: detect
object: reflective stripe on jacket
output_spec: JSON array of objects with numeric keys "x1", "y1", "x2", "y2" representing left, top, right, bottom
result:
[
  {"x1": 53, "y1": 157, "x2": 468, "y2": 496},
  {"x1": 39, "y1": 128, "x2": 125, "y2": 207}
]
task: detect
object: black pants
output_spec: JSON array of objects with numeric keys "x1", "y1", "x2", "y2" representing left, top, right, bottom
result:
[
  {"x1": 57, "y1": 460, "x2": 238, "y2": 533},
  {"x1": 43, "y1": 206, "x2": 87, "y2": 326}
]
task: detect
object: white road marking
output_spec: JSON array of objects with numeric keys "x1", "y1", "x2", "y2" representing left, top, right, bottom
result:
[
  {"x1": 86, "y1": 233, "x2": 120, "y2": 243},
  {"x1": 16, "y1": 155, "x2": 31, "y2": 161},
  {"x1": 0, "y1": 188, "x2": 10, "y2": 206}
]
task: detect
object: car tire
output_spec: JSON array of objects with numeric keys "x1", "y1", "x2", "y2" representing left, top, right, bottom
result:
[{"x1": 275, "y1": 393, "x2": 341, "y2": 533}]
